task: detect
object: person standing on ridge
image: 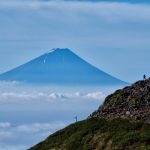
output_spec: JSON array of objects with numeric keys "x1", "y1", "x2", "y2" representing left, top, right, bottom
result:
[{"x1": 143, "y1": 74, "x2": 146, "y2": 80}]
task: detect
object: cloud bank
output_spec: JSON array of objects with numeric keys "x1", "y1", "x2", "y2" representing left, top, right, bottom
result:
[
  {"x1": 0, "y1": 91, "x2": 105, "y2": 103},
  {"x1": 0, "y1": 121, "x2": 68, "y2": 150}
]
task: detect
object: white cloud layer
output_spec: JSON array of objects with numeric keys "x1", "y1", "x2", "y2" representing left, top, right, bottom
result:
[
  {"x1": 0, "y1": 81, "x2": 106, "y2": 103},
  {"x1": 0, "y1": 81, "x2": 20, "y2": 87},
  {"x1": 0, "y1": 82, "x2": 107, "y2": 149},
  {"x1": 0, "y1": 121, "x2": 68, "y2": 150},
  {"x1": 0, "y1": 91, "x2": 105, "y2": 103},
  {"x1": 0, "y1": 122, "x2": 11, "y2": 128},
  {"x1": 0, "y1": 87, "x2": 105, "y2": 149},
  {"x1": 1, "y1": 0, "x2": 150, "y2": 23},
  {"x1": 0, "y1": 145, "x2": 26, "y2": 150}
]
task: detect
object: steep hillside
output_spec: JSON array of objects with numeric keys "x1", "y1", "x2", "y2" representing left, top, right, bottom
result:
[
  {"x1": 90, "y1": 79, "x2": 150, "y2": 123},
  {"x1": 29, "y1": 79, "x2": 150, "y2": 150},
  {"x1": 29, "y1": 118, "x2": 150, "y2": 150}
]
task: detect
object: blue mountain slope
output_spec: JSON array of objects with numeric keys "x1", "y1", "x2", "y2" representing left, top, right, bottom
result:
[{"x1": 0, "y1": 48, "x2": 126, "y2": 85}]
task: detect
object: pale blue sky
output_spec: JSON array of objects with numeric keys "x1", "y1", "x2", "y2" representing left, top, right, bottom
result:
[{"x1": 0, "y1": 0, "x2": 150, "y2": 83}]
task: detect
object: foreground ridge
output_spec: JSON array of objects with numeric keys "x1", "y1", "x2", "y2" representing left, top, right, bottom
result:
[
  {"x1": 29, "y1": 79, "x2": 150, "y2": 150},
  {"x1": 90, "y1": 79, "x2": 150, "y2": 123},
  {"x1": 29, "y1": 118, "x2": 150, "y2": 150}
]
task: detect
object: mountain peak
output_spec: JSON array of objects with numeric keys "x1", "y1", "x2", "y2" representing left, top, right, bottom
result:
[
  {"x1": 43, "y1": 48, "x2": 75, "y2": 64},
  {"x1": 0, "y1": 48, "x2": 126, "y2": 85},
  {"x1": 90, "y1": 79, "x2": 150, "y2": 123},
  {"x1": 47, "y1": 48, "x2": 71, "y2": 54}
]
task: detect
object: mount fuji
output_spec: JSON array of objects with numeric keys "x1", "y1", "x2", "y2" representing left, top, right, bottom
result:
[{"x1": 0, "y1": 48, "x2": 126, "y2": 85}]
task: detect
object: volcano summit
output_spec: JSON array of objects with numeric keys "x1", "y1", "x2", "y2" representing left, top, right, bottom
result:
[{"x1": 0, "y1": 48, "x2": 126, "y2": 85}]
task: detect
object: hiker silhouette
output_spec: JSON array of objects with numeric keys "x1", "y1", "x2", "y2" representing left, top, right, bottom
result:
[{"x1": 143, "y1": 74, "x2": 146, "y2": 80}]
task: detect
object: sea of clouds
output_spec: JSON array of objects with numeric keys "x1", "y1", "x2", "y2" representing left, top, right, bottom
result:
[
  {"x1": 0, "y1": 81, "x2": 109, "y2": 150},
  {"x1": 0, "y1": 121, "x2": 68, "y2": 150}
]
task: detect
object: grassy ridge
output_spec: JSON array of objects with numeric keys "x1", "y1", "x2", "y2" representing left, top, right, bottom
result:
[{"x1": 29, "y1": 118, "x2": 150, "y2": 150}]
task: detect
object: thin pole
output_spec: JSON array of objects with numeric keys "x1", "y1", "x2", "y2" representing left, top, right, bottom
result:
[{"x1": 75, "y1": 116, "x2": 78, "y2": 123}]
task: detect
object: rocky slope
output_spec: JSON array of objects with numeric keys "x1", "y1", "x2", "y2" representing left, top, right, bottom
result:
[
  {"x1": 29, "y1": 79, "x2": 150, "y2": 150},
  {"x1": 90, "y1": 79, "x2": 150, "y2": 123}
]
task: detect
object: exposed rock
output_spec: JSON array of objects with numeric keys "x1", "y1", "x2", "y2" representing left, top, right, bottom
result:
[
  {"x1": 89, "y1": 79, "x2": 150, "y2": 123},
  {"x1": 29, "y1": 79, "x2": 150, "y2": 150}
]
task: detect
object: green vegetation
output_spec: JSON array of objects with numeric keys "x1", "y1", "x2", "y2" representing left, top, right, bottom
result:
[
  {"x1": 29, "y1": 80, "x2": 150, "y2": 150},
  {"x1": 129, "y1": 97, "x2": 142, "y2": 105},
  {"x1": 103, "y1": 89, "x2": 123, "y2": 107},
  {"x1": 29, "y1": 118, "x2": 150, "y2": 150}
]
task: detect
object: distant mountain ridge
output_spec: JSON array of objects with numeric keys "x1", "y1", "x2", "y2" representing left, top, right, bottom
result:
[{"x1": 0, "y1": 48, "x2": 126, "y2": 85}]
